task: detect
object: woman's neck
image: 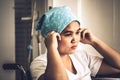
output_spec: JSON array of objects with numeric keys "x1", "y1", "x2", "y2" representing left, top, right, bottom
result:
[{"x1": 61, "y1": 55, "x2": 77, "y2": 74}]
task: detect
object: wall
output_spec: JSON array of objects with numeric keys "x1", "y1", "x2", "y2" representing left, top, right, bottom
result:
[
  {"x1": 53, "y1": 0, "x2": 78, "y2": 17},
  {"x1": 33, "y1": 0, "x2": 48, "y2": 56},
  {"x1": 78, "y1": 0, "x2": 120, "y2": 55},
  {"x1": 113, "y1": 0, "x2": 120, "y2": 51},
  {"x1": 36, "y1": 0, "x2": 53, "y2": 55},
  {"x1": 0, "y1": 0, "x2": 15, "y2": 80}
]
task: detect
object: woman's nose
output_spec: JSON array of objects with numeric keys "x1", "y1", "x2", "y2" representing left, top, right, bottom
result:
[{"x1": 71, "y1": 34, "x2": 79, "y2": 43}]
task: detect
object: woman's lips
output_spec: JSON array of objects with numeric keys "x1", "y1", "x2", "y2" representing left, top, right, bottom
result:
[{"x1": 71, "y1": 45, "x2": 77, "y2": 50}]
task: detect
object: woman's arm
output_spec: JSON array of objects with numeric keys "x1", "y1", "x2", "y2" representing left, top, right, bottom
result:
[
  {"x1": 43, "y1": 31, "x2": 68, "y2": 80},
  {"x1": 80, "y1": 28, "x2": 120, "y2": 75},
  {"x1": 97, "y1": 60, "x2": 120, "y2": 75},
  {"x1": 91, "y1": 37, "x2": 120, "y2": 75},
  {"x1": 91, "y1": 37, "x2": 120, "y2": 69}
]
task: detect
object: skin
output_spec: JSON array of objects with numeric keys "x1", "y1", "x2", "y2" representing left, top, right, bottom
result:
[{"x1": 41, "y1": 21, "x2": 120, "y2": 80}]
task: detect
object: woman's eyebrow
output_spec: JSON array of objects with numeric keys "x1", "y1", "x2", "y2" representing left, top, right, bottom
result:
[
  {"x1": 77, "y1": 28, "x2": 81, "y2": 31},
  {"x1": 63, "y1": 30, "x2": 72, "y2": 34}
]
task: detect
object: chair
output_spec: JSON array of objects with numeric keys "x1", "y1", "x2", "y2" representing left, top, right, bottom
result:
[
  {"x1": 3, "y1": 63, "x2": 32, "y2": 80},
  {"x1": 92, "y1": 73, "x2": 120, "y2": 80}
]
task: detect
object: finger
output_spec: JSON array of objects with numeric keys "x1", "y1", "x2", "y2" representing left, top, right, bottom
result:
[
  {"x1": 80, "y1": 28, "x2": 88, "y2": 39},
  {"x1": 48, "y1": 31, "x2": 55, "y2": 35},
  {"x1": 46, "y1": 31, "x2": 55, "y2": 37}
]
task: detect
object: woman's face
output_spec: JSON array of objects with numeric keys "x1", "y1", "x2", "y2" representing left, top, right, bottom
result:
[{"x1": 58, "y1": 21, "x2": 81, "y2": 55}]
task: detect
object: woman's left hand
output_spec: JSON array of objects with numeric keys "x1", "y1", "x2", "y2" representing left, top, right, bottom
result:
[{"x1": 80, "y1": 28, "x2": 97, "y2": 45}]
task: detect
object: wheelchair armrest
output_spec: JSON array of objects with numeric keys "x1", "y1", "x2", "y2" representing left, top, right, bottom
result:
[
  {"x1": 92, "y1": 73, "x2": 120, "y2": 80},
  {"x1": 96, "y1": 73, "x2": 120, "y2": 78}
]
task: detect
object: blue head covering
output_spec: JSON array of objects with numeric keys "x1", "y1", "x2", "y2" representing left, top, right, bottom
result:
[{"x1": 36, "y1": 6, "x2": 80, "y2": 37}]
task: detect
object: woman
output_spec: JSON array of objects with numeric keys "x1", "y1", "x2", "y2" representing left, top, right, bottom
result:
[{"x1": 30, "y1": 6, "x2": 120, "y2": 80}]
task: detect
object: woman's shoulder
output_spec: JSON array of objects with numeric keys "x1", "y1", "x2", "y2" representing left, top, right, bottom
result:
[
  {"x1": 30, "y1": 53, "x2": 47, "y2": 80},
  {"x1": 34, "y1": 53, "x2": 47, "y2": 60},
  {"x1": 30, "y1": 53, "x2": 47, "y2": 70}
]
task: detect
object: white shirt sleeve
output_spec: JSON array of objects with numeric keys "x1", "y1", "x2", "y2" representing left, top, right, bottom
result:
[
  {"x1": 86, "y1": 52, "x2": 103, "y2": 77},
  {"x1": 30, "y1": 54, "x2": 47, "y2": 80},
  {"x1": 71, "y1": 47, "x2": 103, "y2": 78}
]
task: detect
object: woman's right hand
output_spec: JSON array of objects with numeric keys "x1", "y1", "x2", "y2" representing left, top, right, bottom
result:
[{"x1": 44, "y1": 31, "x2": 61, "y2": 49}]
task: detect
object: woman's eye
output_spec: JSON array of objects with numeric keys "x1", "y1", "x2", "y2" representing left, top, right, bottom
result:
[{"x1": 64, "y1": 34, "x2": 71, "y2": 36}]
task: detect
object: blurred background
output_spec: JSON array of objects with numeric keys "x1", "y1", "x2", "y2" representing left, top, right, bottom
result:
[{"x1": 0, "y1": 0, "x2": 120, "y2": 80}]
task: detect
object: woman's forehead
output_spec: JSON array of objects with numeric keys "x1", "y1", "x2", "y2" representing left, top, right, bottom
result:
[{"x1": 63, "y1": 21, "x2": 80, "y2": 31}]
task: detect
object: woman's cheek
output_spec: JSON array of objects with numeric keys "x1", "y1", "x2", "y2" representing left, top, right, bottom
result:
[{"x1": 59, "y1": 38, "x2": 70, "y2": 47}]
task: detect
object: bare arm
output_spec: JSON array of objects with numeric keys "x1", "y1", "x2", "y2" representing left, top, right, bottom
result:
[
  {"x1": 43, "y1": 31, "x2": 68, "y2": 80},
  {"x1": 80, "y1": 28, "x2": 120, "y2": 75},
  {"x1": 97, "y1": 60, "x2": 120, "y2": 75},
  {"x1": 91, "y1": 37, "x2": 120, "y2": 69}
]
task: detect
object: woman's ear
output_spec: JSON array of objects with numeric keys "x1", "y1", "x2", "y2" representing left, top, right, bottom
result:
[{"x1": 57, "y1": 34, "x2": 61, "y2": 41}]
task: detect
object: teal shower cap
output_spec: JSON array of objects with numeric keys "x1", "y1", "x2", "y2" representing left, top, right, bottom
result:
[{"x1": 36, "y1": 6, "x2": 80, "y2": 37}]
